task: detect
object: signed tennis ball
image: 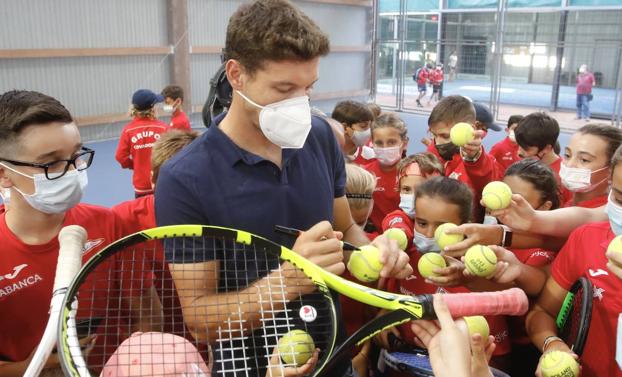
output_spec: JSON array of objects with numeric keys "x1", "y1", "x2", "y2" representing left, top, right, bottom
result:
[
  {"x1": 384, "y1": 228, "x2": 408, "y2": 251},
  {"x1": 434, "y1": 223, "x2": 464, "y2": 250},
  {"x1": 347, "y1": 245, "x2": 383, "y2": 282},
  {"x1": 481, "y1": 181, "x2": 513, "y2": 210},
  {"x1": 450, "y1": 122, "x2": 475, "y2": 147},
  {"x1": 540, "y1": 350, "x2": 580, "y2": 377},
  {"x1": 417, "y1": 252, "x2": 447, "y2": 279},
  {"x1": 278, "y1": 330, "x2": 315, "y2": 366},
  {"x1": 464, "y1": 245, "x2": 497, "y2": 278},
  {"x1": 463, "y1": 316, "x2": 490, "y2": 343},
  {"x1": 607, "y1": 235, "x2": 622, "y2": 267}
]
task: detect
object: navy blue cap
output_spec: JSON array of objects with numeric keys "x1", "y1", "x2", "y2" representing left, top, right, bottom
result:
[
  {"x1": 473, "y1": 102, "x2": 502, "y2": 131},
  {"x1": 132, "y1": 89, "x2": 164, "y2": 111}
]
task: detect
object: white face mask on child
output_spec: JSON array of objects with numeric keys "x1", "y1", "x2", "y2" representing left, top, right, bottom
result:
[
  {"x1": 399, "y1": 193, "x2": 415, "y2": 218},
  {"x1": 413, "y1": 229, "x2": 440, "y2": 253},
  {"x1": 374, "y1": 146, "x2": 402, "y2": 166}
]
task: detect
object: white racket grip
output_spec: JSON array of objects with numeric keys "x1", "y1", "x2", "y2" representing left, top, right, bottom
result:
[{"x1": 53, "y1": 225, "x2": 87, "y2": 292}]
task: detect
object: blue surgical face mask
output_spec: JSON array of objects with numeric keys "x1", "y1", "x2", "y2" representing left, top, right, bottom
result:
[
  {"x1": 606, "y1": 192, "x2": 622, "y2": 236},
  {"x1": 399, "y1": 193, "x2": 415, "y2": 218},
  {"x1": 413, "y1": 229, "x2": 440, "y2": 254}
]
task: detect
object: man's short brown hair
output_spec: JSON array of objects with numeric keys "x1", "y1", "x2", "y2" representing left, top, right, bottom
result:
[
  {"x1": 0, "y1": 90, "x2": 73, "y2": 157},
  {"x1": 151, "y1": 130, "x2": 199, "y2": 184},
  {"x1": 161, "y1": 85, "x2": 184, "y2": 101},
  {"x1": 332, "y1": 101, "x2": 374, "y2": 126},
  {"x1": 427, "y1": 95, "x2": 475, "y2": 127},
  {"x1": 225, "y1": 0, "x2": 330, "y2": 74}
]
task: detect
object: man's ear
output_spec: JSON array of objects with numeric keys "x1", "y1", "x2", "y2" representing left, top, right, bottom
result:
[
  {"x1": 539, "y1": 200, "x2": 553, "y2": 211},
  {"x1": 226, "y1": 59, "x2": 245, "y2": 91}
]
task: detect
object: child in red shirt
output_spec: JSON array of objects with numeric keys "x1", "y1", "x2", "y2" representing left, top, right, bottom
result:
[
  {"x1": 426, "y1": 96, "x2": 504, "y2": 222},
  {"x1": 490, "y1": 115, "x2": 523, "y2": 171},
  {"x1": 363, "y1": 113, "x2": 409, "y2": 233},
  {"x1": 560, "y1": 123, "x2": 622, "y2": 208},
  {"x1": 161, "y1": 85, "x2": 192, "y2": 132},
  {"x1": 331, "y1": 100, "x2": 375, "y2": 166},
  {"x1": 527, "y1": 148, "x2": 622, "y2": 377},
  {"x1": 115, "y1": 89, "x2": 169, "y2": 198},
  {"x1": 426, "y1": 64, "x2": 444, "y2": 106},
  {"x1": 381, "y1": 153, "x2": 443, "y2": 249}
]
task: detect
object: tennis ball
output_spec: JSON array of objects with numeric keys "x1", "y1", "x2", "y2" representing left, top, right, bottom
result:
[
  {"x1": 464, "y1": 245, "x2": 497, "y2": 278},
  {"x1": 540, "y1": 350, "x2": 580, "y2": 377},
  {"x1": 384, "y1": 228, "x2": 408, "y2": 251},
  {"x1": 463, "y1": 316, "x2": 490, "y2": 342},
  {"x1": 607, "y1": 235, "x2": 622, "y2": 267},
  {"x1": 481, "y1": 181, "x2": 513, "y2": 210},
  {"x1": 434, "y1": 223, "x2": 464, "y2": 250},
  {"x1": 278, "y1": 329, "x2": 315, "y2": 366},
  {"x1": 417, "y1": 252, "x2": 447, "y2": 278},
  {"x1": 347, "y1": 245, "x2": 383, "y2": 282},
  {"x1": 450, "y1": 122, "x2": 475, "y2": 147}
]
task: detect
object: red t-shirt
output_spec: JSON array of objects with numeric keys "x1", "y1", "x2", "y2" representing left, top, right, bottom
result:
[
  {"x1": 507, "y1": 247, "x2": 556, "y2": 344},
  {"x1": 115, "y1": 117, "x2": 169, "y2": 194},
  {"x1": 348, "y1": 145, "x2": 375, "y2": 166},
  {"x1": 169, "y1": 110, "x2": 191, "y2": 132},
  {"x1": 549, "y1": 157, "x2": 574, "y2": 206},
  {"x1": 386, "y1": 248, "x2": 511, "y2": 357},
  {"x1": 363, "y1": 160, "x2": 400, "y2": 232},
  {"x1": 112, "y1": 194, "x2": 156, "y2": 235},
  {"x1": 382, "y1": 209, "x2": 414, "y2": 250},
  {"x1": 563, "y1": 194, "x2": 608, "y2": 209},
  {"x1": 490, "y1": 137, "x2": 520, "y2": 171},
  {"x1": 551, "y1": 222, "x2": 622, "y2": 377},
  {"x1": 416, "y1": 69, "x2": 429, "y2": 86},
  {"x1": 0, "y1": 204, "x2": 126, "y2": 363},
  {"x1": 430, "y1": 70, "x2": 444, "y2": 85},
  {"x1": 577, "y1": 72, "x2": 595, "y2": 95}
]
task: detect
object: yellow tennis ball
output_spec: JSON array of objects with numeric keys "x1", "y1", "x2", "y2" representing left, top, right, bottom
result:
[
  {"x1": 384, "y1": 228, "x2": 408, "y2": 251},
  {"x1": 417, "y1": 252, "x2": 447, "y2": 278},
  {"x1": 347, "y1": 245, "x2": 383, "y2": 282},
  {"x1": 464, "y1": 245, "x2": 497, "y2": 278},
  {"x1": 540, "y1": 350, "x2": 580, "y2": 377},
  {"x1": 278, "y1": 329, "x2": 315, "y2": 366},
  {"x1": 481, "y1": 181, "x2": 513, "y2": 210},
  {"x1": 450, "y1": 122, "x2": 475, "y2": 147},
  {"x1": 434, "y1": 223, "x2": 464, "y2": 250},
  {"x1": 463, "y1": 316, "x2": 490, "y2": 342},
  {"x1": 607, "y1": 235, "x2": 622, "y2": 267}
]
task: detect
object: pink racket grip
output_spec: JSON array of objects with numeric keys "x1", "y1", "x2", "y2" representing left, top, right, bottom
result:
[
  {"x1": 443, "y1": 288, "x2": 528, "y2": 317},
  {"x1": 53, "y1": 225, "x2": 87, "y2": 292}
]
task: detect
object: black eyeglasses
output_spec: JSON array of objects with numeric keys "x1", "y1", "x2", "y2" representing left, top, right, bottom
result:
[{"x1": 0, "y1": 146, "x2": 95, "y2": 180}]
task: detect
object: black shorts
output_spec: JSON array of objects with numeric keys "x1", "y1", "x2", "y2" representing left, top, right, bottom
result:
[{"x1": 432, "y1": 85, "x2": 441, "y2": 93}]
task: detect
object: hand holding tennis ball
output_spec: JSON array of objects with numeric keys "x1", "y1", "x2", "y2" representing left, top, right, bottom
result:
[
  {"x1": 417, "y1": 253, "x2": 447, "y2": 278},
  {"x1": 463, "y1": 316, "x2": 490, "y2": 343},
  {"x1": 434, "y1": 223, "x2": 465, "y2": 250},
  {"x1": 384, "y1": 228, "x2": 408, "y2": 251},
  {"x1": 539, "y1": 350, "x2": 580, "y2": 377},
  {"x1": 464, "y1": 245, "x2": 497, "y2": 278},
  {"x1": 450, "y1": 122, "x2": 475, "y2": 147},
  {"x1": 481, "y1": 181, "x2": 513, "y2": 210},
  {"x1": 278, "y1": 330, "x2": 316, "y2": 366},
  {"x1": 347, "y1": 245, "x2": 383, "y2": 282}
]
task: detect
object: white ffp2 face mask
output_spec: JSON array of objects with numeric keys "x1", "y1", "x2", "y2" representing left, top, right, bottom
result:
[
  {"x1": 560, "y1": 162, "x2": 608, "y2": 193},
  {"x1": 374, "y1": 146, "x2": 402, "y2": 166},
  {"x1": 1, "y1": 163, "x2": 87, "y2": 214},
  {"x1": 351, "y1": 128, "x2": 371, "y2": 147},
  {"x1": 162, "y1": 104, "x2": 175, "y2": 114},
  {"x1": 237, "y1": 91, "x2": 312, "y2": 149},
  {"x1": 399, "y1": 193, "x2": 415, "y2": 218}
]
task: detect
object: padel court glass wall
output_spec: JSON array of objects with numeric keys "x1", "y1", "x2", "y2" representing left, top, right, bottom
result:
[{"x1": 375, "y1": 0, "x2": 622, "y2": 127}]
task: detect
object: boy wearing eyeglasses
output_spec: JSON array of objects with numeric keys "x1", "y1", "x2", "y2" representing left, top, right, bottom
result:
[{"x1": 0, "y1": 90, "x2": 137, "y2": 376}]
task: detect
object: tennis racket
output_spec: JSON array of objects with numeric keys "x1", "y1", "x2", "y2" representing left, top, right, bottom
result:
[
  {"x1": 23, "y1": 225, "x2": 86, "y2": 377},
  {"x1": 56, "y1": 225, "x2": 528, "y2": 377},
  {"x1": 555, "y1": 276, "x2": 593, "y2": 356}
]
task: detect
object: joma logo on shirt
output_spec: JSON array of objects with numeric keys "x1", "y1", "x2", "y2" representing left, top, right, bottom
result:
[
  {"x1": 0, "y1": 274, "x2": 42, "y2": 297},
  {"x1": 0, "y1": 264, "x2": 28, "y2": 282}
]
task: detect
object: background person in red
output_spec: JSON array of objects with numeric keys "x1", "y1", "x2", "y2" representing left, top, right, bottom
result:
[
  {"x1": 115, "y1": 89, "x2": 169, "y2": 198},
  {"x1": 426, "y1": 64, "x2": 444, "y2": 106},
  {"x1": 576, "y1": 64, "x2": 596, "y2": 121},
  {"x1": 560, "y1": 123, "x2": 621, "y2": 208},
  {"x1": 414, "y1": 64, "x2": 430, "y2": 108},
  {"x1": 490, "y1": 115, "x2": 524, "y2": 171},
  {"x1": 0, "y1": 90, "x2": 156, "y2": 376},
  {"x1": 526, "y1": 145, "x2": 622, "y2": 377},
  {"x1": 331, "y1": 100, "x2": 375, "y2": 165},
  {"x1": 363, "y1": 113, "x2": 409, "y2": 233},
  {"x1": 161, "y1": 85, "x2": 192, "y2": 132}
]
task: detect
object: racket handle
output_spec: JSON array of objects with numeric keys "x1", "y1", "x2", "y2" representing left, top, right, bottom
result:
[
  {"x1": 53, "y1": 225, "x2": 87, "y2": 292},
  {"x1": 443, "y1": 288, "x2": 528, "y2": 317}
]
